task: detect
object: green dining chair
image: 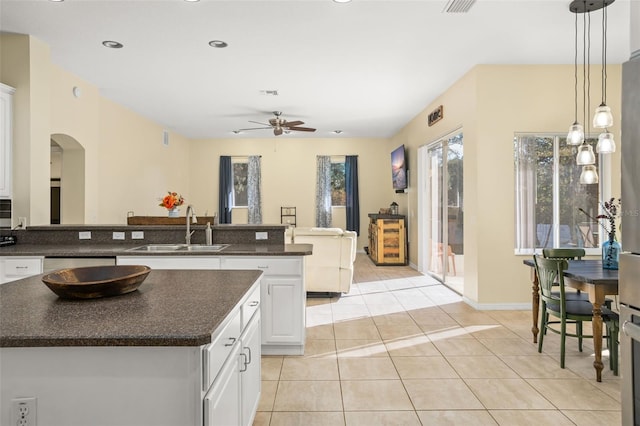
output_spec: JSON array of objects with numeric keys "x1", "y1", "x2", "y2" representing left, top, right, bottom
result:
[
  {"x1": 533, "y1": 255, "x2": 618, "y2": 370},
  {"x1": 541, "y1": 248, "x2": 613, "y2": 351}
]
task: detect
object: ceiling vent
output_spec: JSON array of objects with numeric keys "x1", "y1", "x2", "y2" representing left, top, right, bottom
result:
[
  {"x1": 259, "y1": 90, "x2": 279, "y2": 96},
  {"x1": 442, "y1": 0, "x2": 476, "y2": 13}
]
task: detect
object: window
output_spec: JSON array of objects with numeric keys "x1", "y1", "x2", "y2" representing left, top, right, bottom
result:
[
  {"x1": 331, "y1": 161, "x2": 346, "y2": 206},
  {"x1": 232, "y1": 159, "x2": 248, "y2": 207},
  {"x1": 514, "y1": 134, "x2": 607, "y2": 253}
]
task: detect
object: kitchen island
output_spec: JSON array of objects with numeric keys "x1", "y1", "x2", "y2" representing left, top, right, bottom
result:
[{"x1": 1, "y1": 269, "x2": 263, "y2": 426}]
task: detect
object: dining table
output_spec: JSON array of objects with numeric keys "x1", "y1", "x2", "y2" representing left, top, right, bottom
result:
[{"x1": 523, "y1": 258, "x2": 619, "y2": 382}]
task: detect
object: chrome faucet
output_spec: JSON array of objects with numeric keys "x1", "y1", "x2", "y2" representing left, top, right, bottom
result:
[{"x1": 185, "y1": 205, "x2": 198, "y2": 245}]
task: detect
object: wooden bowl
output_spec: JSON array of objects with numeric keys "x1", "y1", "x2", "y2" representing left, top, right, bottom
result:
[{"x1": 42, "y1": 265, "x2": 151, "y2": 299}]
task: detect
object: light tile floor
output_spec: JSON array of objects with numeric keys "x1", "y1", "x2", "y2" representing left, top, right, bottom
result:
[{"x1": 253, "y1": 254, "x2": 620, "y2": 426}]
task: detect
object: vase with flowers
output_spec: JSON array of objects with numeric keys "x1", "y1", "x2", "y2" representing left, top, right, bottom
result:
[
  {"x1": 580, "y1": 197, "x2": 621, "y2": 270},
  {"x1": 159, "y1": 191, "x2": 185, "y2": 217}
]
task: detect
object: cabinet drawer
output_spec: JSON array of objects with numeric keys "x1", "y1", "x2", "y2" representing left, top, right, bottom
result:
[
  {"x1": 203, "y1": 309, "x2": 241, "y2": 391},
  {"x1": 222, "y1": 257, "x2": 301, "y2": 276},
  {"x1": 241, "y1": 284, "x2": 261, "y2": 329},
  {"x1": 4, "y1": 257, "x2": 43, "y2": 277}
]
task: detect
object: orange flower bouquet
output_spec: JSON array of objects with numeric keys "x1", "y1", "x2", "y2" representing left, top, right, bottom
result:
[{"x1": 159, "y1": 191, "x2": 185, "y2": 210}]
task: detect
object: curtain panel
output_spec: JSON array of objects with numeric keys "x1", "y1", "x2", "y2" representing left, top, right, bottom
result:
[
  {"x1": 247, "y1": 156, "x2": 262, "y2": 224},
  {"x1": 218, "y1": 156, "x2": 233, "y2": 224},
  {"x1": 345, "y1": 155, "x2": 360, "y2": 235},
  {"x1": 315, "y1": 156, "x2": 332, "y2": 228}
]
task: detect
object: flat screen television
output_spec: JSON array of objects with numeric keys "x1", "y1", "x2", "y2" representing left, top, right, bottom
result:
[{"x1": 390, "y1": 144, "x2": 407, "y2": 192}]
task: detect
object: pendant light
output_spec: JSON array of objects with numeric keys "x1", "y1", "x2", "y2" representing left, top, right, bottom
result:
[
  {"x1": 567, "y1": 10, "x2": 584, "y2": 146},
  {"x1": 574, "y1": 4, "x2": 595, "y2": 167},
  {"x1": 580, "y1": 165, "x2": 599, "y2": 184},
  {"x1": 596, "y1": 131, "x2": 616, "y2": 153},
  {"x1": 593, "y1": 1, "x2": 613, "y2": 129}
]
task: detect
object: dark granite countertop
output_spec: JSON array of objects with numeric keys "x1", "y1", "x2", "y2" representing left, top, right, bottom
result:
[
  {"x1": 0, "y1": 269, "x2": 262, "y2": 347},
  {"x1": 0, "y1": 243, "x2": 312, "y2": 257}
]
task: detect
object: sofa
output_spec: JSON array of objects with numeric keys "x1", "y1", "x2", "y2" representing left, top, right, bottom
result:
[{"x1": 285, "y1": 227, "x2": 357, "y2": 295}]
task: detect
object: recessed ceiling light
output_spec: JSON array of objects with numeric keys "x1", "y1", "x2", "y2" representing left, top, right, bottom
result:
[
  {"x1": 102, "y1": 40, "x2": 123, "y2": 49},
  {"x1": 333, "y1": 0, "x2": 352, "y2": 3},
  {"x1": 184, "y1": 0, "x2": 200, "y2": 2},
  {"x1": 333, "y1": 130, "x2": 343, "y2": 134},
  {"x1": 209, "y1": 40, "x2": 228, "y2": 48},
  {"x1": 232, "y1": 130, "x2": 241, "y2": 134},
  {"x1": 49, "y1": 0, "x2": 64, "y2": 2}
]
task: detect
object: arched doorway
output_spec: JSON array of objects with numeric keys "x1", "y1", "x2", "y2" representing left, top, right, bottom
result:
[{"x1": 50, "y1": 134, "x2": 85, "y2": 224}]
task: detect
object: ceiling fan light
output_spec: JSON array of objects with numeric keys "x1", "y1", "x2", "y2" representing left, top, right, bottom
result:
[
  {"x1": 596, "y1": 131, "x2": 616, "y2": 153},
  {"x1": 593, "y1": 103, "x2": 613, "y2": 128},
  {"x1": 580, "y1": 165, "x2": 599, "y2": 184},
  {"x1": 567, "y1": 122, "x2": 584, "y2": 145},
  {"x1": 576, "y1": 143, "x2": 596, "y2": 165}
]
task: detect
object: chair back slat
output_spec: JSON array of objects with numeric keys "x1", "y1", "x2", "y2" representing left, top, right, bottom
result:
[
  {"x1": 533, "y1": 255, "x2": 568, "y2": 305},
  {"x1": 542, "y1": 248, "x2": 585, "y2": 260}
]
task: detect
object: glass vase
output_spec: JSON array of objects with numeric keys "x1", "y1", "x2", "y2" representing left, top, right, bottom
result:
[
  {"x1": 602, "y1": 239, "x2": 621, "y2": 270},
  {"x1": 168, "y1": 207, "x2": 179, "y2": 218}
]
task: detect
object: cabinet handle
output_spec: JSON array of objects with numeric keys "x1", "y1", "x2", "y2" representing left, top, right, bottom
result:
[
  {"x1": 244, "y1": 346, "x2": 252, "y2": 364},
  {"x1": 258, "y1": 265, "x2": 269, "y2": 269},
  {"x1": 249, "y1": 301, "x2": 259, "y2": 307},
  {"x1": 239, "y1": 353, "x2": 248, "y2": 372},
  {"x1": 268, "y1": 284, "x2": 271, "y2": 295},
  {"x1": 224, "y1": 337, "x2": 236, "y2": 347},
  {"x1": 16, "y1": 266, "x2": 29, "y2": 269}
]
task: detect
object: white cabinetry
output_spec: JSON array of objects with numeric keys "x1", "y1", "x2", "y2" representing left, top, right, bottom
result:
[
  {"x1": 240, "y1": 313, "x2": 261, "y2": 426},
  {"x1": 117, "y1": 254, "x2": 305, "y2": 355},
  {"x1": 0, "y1": 84, "x2": 15, "y2": 199},
  {"x1": 221, "y1": 256, "x2": 305, "y2": 355},
  {"x1": 0, "y1": 256, "x2": 43, "y2": 284}
]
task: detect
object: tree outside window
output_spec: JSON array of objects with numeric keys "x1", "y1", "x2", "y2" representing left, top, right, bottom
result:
[
  {"x1": 331, "y1": 162, "x2": 345, "y2": 206},
  {"x1": 233, "y1": 161, "x2": 248, "y2": 207}
]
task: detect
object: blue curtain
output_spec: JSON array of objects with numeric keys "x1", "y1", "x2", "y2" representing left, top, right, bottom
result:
[
  {"x1": 345, "y1": 155, "x2": 360, "y2": 235},
  {"x1": 218, "y1": 156, "x2": 233, "y2": 224}
]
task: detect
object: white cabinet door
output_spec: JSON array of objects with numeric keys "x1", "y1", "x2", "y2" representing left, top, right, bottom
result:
[
  {"x1": 0, "y1": 84, "x2": 14, "y2": 199},
  {"x1": 262, "y1": 276, "x2": 303, "y2": 344},
  {"x1": 240, "y1": 314, "x2": 261, "y2": 426},
  {"x1": 116, "y1": 256, "x2": 220, "y2": 269},
  {"x1": 203, "y1": 343, "x2": 241, "y2": 426}
]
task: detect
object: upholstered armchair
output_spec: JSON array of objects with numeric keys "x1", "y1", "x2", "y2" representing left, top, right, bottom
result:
[{"x1": 285, "y1": 227, "x2": 357, "y2": 295}]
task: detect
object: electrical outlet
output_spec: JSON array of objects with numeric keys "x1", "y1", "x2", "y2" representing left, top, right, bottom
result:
[
  {"x1": 12, "y1": 397, "x2": 36, "y2": 426},
  {"x1": 255, "y1": 231, "x2": 268, "y2": 240},
  {"x1": 112, "y1": 232, "x2": 125, "y2": 240},
  {"x1": 18, "y1": 217, "x2": 27, "y2": 228},
  {"x1": 131, "y1": 231, "x2": 144, "y2": 240},
  {"x1": 78, "y1": 231, "x2": 91, "y2": 240}
]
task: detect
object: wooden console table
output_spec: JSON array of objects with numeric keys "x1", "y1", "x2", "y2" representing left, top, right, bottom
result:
[{"x1": 367, "y1": 214, "x2": 407, "y2": 265}]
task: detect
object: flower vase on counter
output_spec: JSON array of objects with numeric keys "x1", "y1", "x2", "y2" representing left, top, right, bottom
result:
[
  {"x1": 168, "y1": 207, "x2": 180, "y2": 218},
  {"x1": 602, "y1": 237, "x2": 621, "y2": 270}
]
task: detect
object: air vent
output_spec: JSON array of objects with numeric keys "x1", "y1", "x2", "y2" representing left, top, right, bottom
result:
[
  {"x1": 259, "y1": 90, "x2": 279, "y2": 96},
  {"x1": 443, "y1": 0, "x2": 476, "y2": 13}
]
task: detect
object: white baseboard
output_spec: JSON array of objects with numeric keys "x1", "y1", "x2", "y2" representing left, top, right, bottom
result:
[{"x1": 463, "y1": 296, "x2": 532, "y2": 311}]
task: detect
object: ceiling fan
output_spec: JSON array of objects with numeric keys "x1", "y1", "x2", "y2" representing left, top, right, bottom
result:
[{"x1": 237, "y1": 111, "x2": 316, "y2": 136}]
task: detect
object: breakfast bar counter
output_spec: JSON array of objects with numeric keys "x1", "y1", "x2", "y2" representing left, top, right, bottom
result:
[{"x1": 0, "y1": 269, "x2": 262, "y2": 347}]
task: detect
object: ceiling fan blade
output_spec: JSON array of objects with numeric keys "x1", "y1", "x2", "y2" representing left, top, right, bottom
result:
[
  {"x1": 269, "y1": 118, "x2": 278, "y2": 126},
  {"x1": 249, "y1": 120, "x2": 270, "y2": 126},
  {"x1": 283, "y1": 120, "x2": 304, "y2": 127},
  {"x1": 289, "y1": 127, "x2": 316, "y2": 132},
  {"x1": 237, "y1": 126, "x2": 272, "y2": 131},
  {"x1": 274, "y1": 127, "x2": 283, "y2": 136}
]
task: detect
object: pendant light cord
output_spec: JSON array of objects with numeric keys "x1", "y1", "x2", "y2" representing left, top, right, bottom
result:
[
  {"x1": 582, "y1": 4, "x2": 587, "y2": 140},
  {"x1": 573, "y1": 10, "x2": 579, "y2": 122},
  {"x1": 601, "y1": 2, "x2": 608, "y2": 105},
  {"x1": 587, "y1": 10, "x2": 591, "y2": 137}
]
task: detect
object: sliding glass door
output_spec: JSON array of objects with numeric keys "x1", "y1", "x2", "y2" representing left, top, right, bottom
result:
[{"x1": 420, "y1": 132, "x2": 464, "y2": 293}]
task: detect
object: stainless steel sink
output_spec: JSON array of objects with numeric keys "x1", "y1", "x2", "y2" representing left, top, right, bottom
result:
[
  {"x1": 126, "y1": 244, "x2": 229, "y2": 252},
  {"x1": 127, "y1": 244, "x2": 184, "y2": 252},
  {"x1": 180, "y1": 244, "x2": 229, "y2": 252}
]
